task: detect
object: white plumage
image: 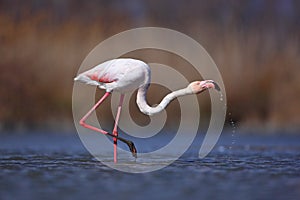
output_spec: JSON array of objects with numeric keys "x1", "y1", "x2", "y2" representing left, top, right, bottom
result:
[{"x1": 75, "y1": 58, "x2": 150, "y2": 93}]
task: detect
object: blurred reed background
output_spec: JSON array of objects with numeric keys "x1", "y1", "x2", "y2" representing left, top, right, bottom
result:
[{"x1": 0, "y1": 0, "x2": 299, "y2": 133}]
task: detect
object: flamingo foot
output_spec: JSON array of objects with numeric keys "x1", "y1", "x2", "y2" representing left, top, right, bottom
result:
[
  {"x1": 116, "y1": 136, "x2": 137, "y2": 158},
  {"x1": 127, "y1": 141, "x2": 137, "y2": 158}
]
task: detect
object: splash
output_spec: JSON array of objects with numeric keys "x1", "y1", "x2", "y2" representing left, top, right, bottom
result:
[{"x1": 228, "y1": 112, "x2": 236, "y2": 151}]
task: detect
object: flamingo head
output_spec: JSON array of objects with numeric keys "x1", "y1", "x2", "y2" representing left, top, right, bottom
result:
[{"x1": 188, "y1": 80, "x2": 220, "y2": 94}]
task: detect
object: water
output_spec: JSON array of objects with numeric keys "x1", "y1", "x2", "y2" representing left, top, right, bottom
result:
[{"x1": 0, "y1": 133, "x2": 300, "y2": 200}]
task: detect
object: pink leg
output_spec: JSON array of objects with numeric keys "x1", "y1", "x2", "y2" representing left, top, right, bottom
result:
[
  {"x1": 79, "y1": 92, "x2": 111, "y2": 133},
  {"x1": 79, "y1": 92, "x2": 137, "y2": 161},
  {"x1": 112, "y1": 94, "x2": 125, "y2": 163}
]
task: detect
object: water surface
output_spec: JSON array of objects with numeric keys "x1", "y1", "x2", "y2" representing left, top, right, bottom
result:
[{"x1": 0, "y1": 133, "x2": 299, "y2": 200}]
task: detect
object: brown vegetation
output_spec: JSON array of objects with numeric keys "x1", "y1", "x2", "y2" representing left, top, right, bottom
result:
[{"x1": 0, "y1": 0, "x2": 299, "y2": 132}]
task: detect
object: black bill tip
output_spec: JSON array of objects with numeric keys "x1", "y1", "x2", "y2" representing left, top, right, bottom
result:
[{"x1": 212, "y1": 81, "x2": 221, "y2": 91}]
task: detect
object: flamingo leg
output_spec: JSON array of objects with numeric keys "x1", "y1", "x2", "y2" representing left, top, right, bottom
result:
[
  {"x1": 80, "y1": 92, "x2": 111, "y2": 127},
  {"x1": 112, "y1": 94, "x2": 125, "y2": 163},
  {"x1": 79, "y1": 92, "x2": 137, "y2": 160}
]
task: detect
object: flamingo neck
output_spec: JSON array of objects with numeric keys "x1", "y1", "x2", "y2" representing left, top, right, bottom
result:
[{"x1": 136, "y1": 85, "x2": 193, "y2": 116}]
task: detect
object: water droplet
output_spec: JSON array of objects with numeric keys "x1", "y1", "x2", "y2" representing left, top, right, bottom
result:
[{"x1": 219, "y1": 92, "x2": 223, "y2": 101}]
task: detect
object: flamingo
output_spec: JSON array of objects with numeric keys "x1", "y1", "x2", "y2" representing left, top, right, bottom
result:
[{"x1": 74, "y1": 58, "x2": 220, "y2": 162}]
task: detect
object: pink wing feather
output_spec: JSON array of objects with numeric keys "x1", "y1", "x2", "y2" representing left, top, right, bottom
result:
[{"x1": 86, "y1": 70, "x2": 116, "y2": 83}]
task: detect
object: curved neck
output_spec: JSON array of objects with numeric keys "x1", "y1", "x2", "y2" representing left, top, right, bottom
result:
[{"x1": 136, "y1": 85, "x2": 193, "y2": 116}]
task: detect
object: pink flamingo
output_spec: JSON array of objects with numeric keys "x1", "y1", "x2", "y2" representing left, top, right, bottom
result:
[{"x1": 74, "y1": 58, "x2": 220, "y2": 163}]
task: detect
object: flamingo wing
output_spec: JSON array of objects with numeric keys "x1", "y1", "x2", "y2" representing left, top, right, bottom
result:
[
  {"x1": 74, "y1": 60, "x2": 120, "y2": 86},
  {"x1": 74, "y1": 58, "x2": 149, "y2": 92},
  {"x1": 85, "y1": 60, "x2": 120, "y2": 83}
]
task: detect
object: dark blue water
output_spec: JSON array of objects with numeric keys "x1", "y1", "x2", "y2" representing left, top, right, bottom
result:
[{"x1": 1, "y1": 132, "x2": 300, "y2": 200}]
